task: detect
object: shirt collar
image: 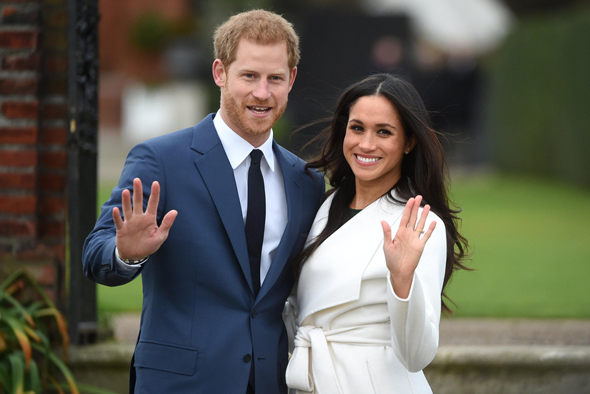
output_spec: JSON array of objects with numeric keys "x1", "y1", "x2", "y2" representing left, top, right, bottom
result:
[{"x1": 213, "y1": 110, "x2": 276, "y2": 171}]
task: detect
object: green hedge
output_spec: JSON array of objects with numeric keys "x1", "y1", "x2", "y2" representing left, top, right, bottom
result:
[{"x1": 487, "y1": 7, "x2": 590, "y2": 187}]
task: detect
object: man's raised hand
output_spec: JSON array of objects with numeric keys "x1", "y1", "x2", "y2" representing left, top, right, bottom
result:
[{"x1": 113, "y1": 178, "x2": 177, "y2": 260}]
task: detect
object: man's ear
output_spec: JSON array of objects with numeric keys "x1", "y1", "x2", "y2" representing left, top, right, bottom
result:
[
  {"x1": 288, "y1": 66, "x2": 297, "y2": 92},
  {"x1": 212, "y1": 59, "x2": 226, "y2": 87}
]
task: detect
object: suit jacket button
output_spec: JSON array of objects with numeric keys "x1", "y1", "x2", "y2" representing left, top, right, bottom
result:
[
  {"x1": 251, "y1": 309, "x2": 257, "y2": 318},
  {"x1": 243, "y1": 354, "x2": 252, "y2": 363}
]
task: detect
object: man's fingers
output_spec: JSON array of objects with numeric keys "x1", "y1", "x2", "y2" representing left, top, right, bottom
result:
[
  {"x1": 121, "y1": 189, "x2": 132, "y2": 220},
  {"x1": 133, "y1": 178, "x2": 144, "y2": 215},
  {"x1": 159, "y1": 210, "x2": 178, "y2": 234},
  {"x1": 146, "y1": 181, "x2": 160, "y2": 216},
  {"x1": 113, "y1": 207, "x2": 124, "y2": 231}
]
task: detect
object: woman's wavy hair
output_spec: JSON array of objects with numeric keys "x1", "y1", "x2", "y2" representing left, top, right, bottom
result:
[{"x1": 296, "y1": 73, "x2": 469, "y2": 313}]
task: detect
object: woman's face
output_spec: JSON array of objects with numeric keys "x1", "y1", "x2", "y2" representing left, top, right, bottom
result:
[{"x1": 343, "y1": 95, "x2": 412, "y2": 192}]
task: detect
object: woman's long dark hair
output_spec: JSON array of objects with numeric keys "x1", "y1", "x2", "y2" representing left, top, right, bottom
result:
[{"x1": 296, "y1": 73, "x2": 469, "y2": 313}]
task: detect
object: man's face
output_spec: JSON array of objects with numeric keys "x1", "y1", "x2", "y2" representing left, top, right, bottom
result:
[{"x1": 213, "y1": 39, "x2": 297, "y2": 147}]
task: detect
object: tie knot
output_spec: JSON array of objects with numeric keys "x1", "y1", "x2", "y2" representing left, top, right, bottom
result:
[{"x1": 250, "y1": 149, "x2": 263, "y2": 166}]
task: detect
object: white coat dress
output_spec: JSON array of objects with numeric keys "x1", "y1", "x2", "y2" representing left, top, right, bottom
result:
[{"x1": 285, "y1": 192, "x2": 447, "y2": 394}]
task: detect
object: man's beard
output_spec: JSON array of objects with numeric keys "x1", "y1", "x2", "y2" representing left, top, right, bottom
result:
[{"x1": 221, "y1": 87, "x2": 287, "y2": 137}]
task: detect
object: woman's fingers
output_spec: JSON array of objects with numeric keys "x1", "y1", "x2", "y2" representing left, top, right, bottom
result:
[
  {"x1": 408, "y1": 195, "x2": 422, "y2": 230},
  {"x1": 415, "y1": 203, "x2": 430, "y2": 233},
  {"x1": 399, "y1": 197, "x2": 414, "y2": 230},
  {"x1": 381, "y1": 220, "x2": 392, "y2": 242},
  {"x1": 421, "y1": 220, "x2": 437, "y2": 243}
]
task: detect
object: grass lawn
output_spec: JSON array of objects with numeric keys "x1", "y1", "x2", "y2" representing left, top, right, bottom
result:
[
  {"x1": 446, "y1": 173, "x2": 590, "y2": 318},
  {"x1": 96, "y1": 173, "x2": 590, "y2": 318}
]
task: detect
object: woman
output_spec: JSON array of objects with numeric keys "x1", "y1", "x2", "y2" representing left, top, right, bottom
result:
[{"x1": 285, "y1": 74, "x2": 468, "y2": 394}]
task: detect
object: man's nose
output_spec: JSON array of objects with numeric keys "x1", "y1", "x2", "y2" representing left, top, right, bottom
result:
[{"x1": 252, "y1": 80, "x2": 271, "y2": 101}]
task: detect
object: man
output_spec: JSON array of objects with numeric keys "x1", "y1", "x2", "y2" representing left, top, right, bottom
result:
[{"x1": 83, "y1": 10, "x2": 324, "y2": 394}]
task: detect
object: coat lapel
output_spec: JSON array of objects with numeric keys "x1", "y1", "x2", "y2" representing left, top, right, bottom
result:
[
  {"x1": 256, "y1": 143, "x2": 303, "y2": 301},
  {"x1": 297, "y1": 193, "x2": 405, "y2": 324},
  {"x1": 191, "y1": 115, "x2": 253, "y2": 292}
]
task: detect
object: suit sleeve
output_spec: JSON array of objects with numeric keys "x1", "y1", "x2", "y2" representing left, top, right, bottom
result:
[
  {"x1": 82, "y1": 142, "x2": 166, "y2": 286},
  {"x1": 385, "y1": 212, "x2": 446, "y2": 372},
  {"x1": 282, "y1": 285, "x2": 299, "y2": 355}
]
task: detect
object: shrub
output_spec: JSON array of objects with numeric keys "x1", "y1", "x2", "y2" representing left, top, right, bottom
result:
[{"x1": 0, "y1": 270, "x2": 76, "y2": 393}]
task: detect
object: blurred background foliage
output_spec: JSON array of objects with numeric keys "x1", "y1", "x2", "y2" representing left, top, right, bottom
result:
[{"x1": 488, "y1": 5, "x2": 590, "y2": 187}]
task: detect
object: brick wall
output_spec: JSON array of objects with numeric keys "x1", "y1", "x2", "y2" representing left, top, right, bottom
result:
[{"x1": 0, "y1": 0, "x2": 68, "y2": 307}]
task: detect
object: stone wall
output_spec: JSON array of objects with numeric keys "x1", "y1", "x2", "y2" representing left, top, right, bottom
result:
[{"x1": 67, "y1": 344, "x2": 590, "y2": 394}]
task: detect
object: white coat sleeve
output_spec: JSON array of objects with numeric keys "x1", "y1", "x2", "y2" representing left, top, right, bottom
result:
[{"x1": 385, "y1": 212, "x2": 447, "y2": 372}]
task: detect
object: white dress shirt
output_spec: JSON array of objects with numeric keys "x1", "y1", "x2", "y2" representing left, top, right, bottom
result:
[
  {"x1": 214, "y1": 111, "x2": 288, "y2": 283},
  {"x1": 117, "y1": 111, "x2": 289, "y2": 285}
]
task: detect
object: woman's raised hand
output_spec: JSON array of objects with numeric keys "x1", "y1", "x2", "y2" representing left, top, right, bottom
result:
[
  {"x1": 113, "y1": 178, "x2": 178, "y2": 261},
  {"x1": 381, "y1": 196, "x2": 436, "y2": 298}
]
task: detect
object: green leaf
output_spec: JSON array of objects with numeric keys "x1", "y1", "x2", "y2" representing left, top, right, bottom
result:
[
  {"x1": 24, "y1": 302, "x2": 43, "y2": 316},
  {"x1": 33, "y1": 308, "x2": 69, "y2": 359},
  {"x1": 23, "y1": 325, "x2": 41, "y2": 344},
  {"x1": 1, "y1": 270, "x2": 56, "y2": 310},
  {"x1": 0, "y1": 361, "x2": 13, "y2": 393},
  {"x1": 8, "y1": 352, "x2": 25, "y2": 394},
  {"x1": 48, "y1": 374, "x2": 65, "y2": 394},
  {"x1": 31, "y1": 343, "x2": 78, "y2": 394},
  {"x1": 18, "y1": 272, "x2": 57, "y2": 310},
  {"x1": 4, "y1": 315, "x2": 32, "y2": 369},
  {"x1": 25, "y1": 359, "x2": 41, "y2": 393},
  {"x1": 0, "y1": 271, "x2": 26, "y2": 293},
  {"x1": 2, "y1": 293, "x2": 35, "y2": 327}
]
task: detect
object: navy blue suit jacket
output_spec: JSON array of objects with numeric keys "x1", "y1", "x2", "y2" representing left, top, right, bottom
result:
[{"x1": 82, "y1": 114, "x2": 324, "y2": 393}]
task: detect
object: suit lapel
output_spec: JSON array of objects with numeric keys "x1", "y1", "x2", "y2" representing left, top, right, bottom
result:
[
  {"x1": 191, "y1": 115, "x2": 253, "y2": 293},
  {"x1": 257, "y1": 143, "x2": 303, "y2": 301}
]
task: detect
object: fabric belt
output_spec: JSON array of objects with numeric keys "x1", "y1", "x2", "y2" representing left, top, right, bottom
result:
[{"x1": 286, "y1": 324, "x2": 391, "y2": 393}]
